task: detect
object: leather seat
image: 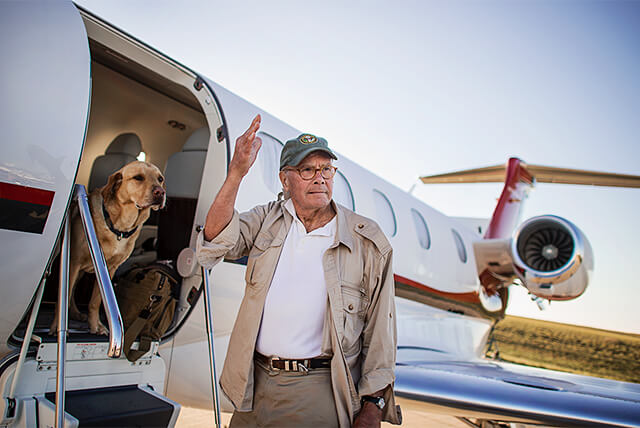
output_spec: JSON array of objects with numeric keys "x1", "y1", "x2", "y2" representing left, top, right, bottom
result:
[
  {"x1": 88, "y1": 133, "x2": 142, "y2": 191},
  {"x1": 157, "y1": 127, "x2": 210, "y2": 261}
]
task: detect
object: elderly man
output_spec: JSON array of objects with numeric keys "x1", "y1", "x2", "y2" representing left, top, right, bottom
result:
[{"x1": 197, "y1": 115, "x2": 401, "y2": 427}]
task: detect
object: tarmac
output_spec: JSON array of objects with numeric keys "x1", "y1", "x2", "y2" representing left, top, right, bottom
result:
[{"x1": 175, "y1": 397, "x2": 468, "y2": 427}]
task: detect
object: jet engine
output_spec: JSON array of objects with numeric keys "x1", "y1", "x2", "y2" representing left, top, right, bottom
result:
[{"x1": 512, "y1": 215, "x2": 593, "y2": 300}]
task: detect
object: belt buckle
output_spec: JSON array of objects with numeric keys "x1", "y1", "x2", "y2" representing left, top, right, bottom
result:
[{"x1": 268, "y1": 356, "x2": 280, "y2": 372}]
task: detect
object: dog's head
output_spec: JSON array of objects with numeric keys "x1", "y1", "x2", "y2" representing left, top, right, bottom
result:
[{"x1": 102, "y1": 161, "x2": 166, "y2": 211}]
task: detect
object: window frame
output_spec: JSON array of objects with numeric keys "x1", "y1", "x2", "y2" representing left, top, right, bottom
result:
[
  {"x1": 410, "y1": 208, "x2": 431, "y2": 250},
  {"x1": 372, "y1": 189, "x2": 397, "y2": 237}
]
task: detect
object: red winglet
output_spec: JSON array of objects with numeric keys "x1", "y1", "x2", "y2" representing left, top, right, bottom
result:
[{"x1": 483, "y1": 158, "x2": 533, "y2": 239}]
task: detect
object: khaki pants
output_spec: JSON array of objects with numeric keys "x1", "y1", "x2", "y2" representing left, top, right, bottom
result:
[{"x1": 229, "y1": 359, "x2": 339, "y2": 428}]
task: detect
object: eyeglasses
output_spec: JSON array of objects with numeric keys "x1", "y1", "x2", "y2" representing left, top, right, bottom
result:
[{"x1": 284, "y1": 165, "x2": 338, "y2": 181}]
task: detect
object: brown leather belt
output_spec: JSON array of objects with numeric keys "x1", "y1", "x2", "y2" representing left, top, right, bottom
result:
[{"x1": 255, "y1": 352, "x2": 331, "y2": 372}]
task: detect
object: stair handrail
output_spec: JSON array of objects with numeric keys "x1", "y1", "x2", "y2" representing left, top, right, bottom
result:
[
  {"x1": 202, "y1": 265, "x2": 222, "y2": 428},
  {"x1": 74, "y1": 184, "x2": 124, "y2": 358},
  {"x1": 197, "y1": 225, "x2": 222, "y2": 428},
  {"x1": 56, "y1": 213, "x2": 70, "y2": 428},
  {"x1": 4, "y1": 276, "x2": 46, "y2": 420}
]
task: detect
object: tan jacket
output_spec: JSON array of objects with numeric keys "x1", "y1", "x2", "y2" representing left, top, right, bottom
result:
[{"x1": 196, "y1": 200, "x2": 402, "y2": 426}]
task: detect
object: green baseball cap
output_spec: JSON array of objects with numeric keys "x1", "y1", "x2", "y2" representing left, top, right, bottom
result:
[{"x1": 280, "y1": 133, "x2": 338, "y2": 170}]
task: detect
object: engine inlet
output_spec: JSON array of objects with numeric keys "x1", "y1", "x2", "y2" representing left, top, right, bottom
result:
[
  {"x1": 512, "y1": 215, "x2": 592, "y2": 298},
  {"x1": 518, "y1": 226, "x2": 573, "y2": 272}
]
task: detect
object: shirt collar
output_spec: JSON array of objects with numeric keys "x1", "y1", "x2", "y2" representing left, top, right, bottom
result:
[
  {"x1": 284, "y1": 198, "x2": 336, "y2": 237},
  {"x1": 280, "y1": 199, "x2": 353, "y2": 250}
]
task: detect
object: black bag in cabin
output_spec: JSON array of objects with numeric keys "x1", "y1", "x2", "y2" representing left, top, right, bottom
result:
[{"x1": 115, "y1": 263, "x2": 180, "y2": 362}]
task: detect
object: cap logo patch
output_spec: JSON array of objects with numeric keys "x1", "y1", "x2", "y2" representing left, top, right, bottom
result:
[{"x1": 299, "y1": 134, "x2": 318, "y2": 145}]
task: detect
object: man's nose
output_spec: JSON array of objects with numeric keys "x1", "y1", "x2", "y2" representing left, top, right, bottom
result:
[{"x1": 312, "y1": 169, "x2": 325, "y2": 183}]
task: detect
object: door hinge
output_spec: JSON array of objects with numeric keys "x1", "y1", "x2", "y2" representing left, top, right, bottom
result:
[
  {"x1": 194, "y1": 76, "x2": 204, "y2": 91},
  {"x1": 216, "y1": 125, "x2": 225, "y2": 142}
]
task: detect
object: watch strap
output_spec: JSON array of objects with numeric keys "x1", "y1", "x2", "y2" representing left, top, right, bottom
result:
[{"x1": 361, "y1": 395, "x2": 385, "y2": 410}]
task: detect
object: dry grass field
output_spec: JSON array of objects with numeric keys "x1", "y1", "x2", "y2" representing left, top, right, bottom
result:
[{"x1": 487, "y1": 315, "x2": 640, "y2": 383}]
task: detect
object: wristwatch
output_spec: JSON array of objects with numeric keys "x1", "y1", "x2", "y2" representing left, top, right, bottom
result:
[{"x1": 362, "y1": 395, "x2": 385, "y2": 410}]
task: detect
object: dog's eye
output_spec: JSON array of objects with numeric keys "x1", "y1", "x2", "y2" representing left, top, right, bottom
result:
[
  {"x1": 158, "y1": 176, "x2": 164, "y2": 183},
  {"x1": 133, "y1": 175, "x2": 144, "y2": 181}
]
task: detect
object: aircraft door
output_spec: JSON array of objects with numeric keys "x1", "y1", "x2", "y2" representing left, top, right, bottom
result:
[{"x1": 0, "y1": 2, "x2": 91, "y2": 355}]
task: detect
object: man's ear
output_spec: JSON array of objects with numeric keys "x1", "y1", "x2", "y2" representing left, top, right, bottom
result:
[
  {"x1": 279, "y1": 170, "x2": 288, "y2": 192},
  {"x1": 101, "y1": 171, "x2": 122, "y2": 203}
]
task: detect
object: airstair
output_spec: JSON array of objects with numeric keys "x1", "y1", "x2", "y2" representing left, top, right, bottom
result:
[{"x1": 0, "y1": 185, "x2": 182, "y2": 427}]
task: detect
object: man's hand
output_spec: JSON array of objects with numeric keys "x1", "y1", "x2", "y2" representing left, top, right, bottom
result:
[
  {"x1": 353, "y1": 401, "x2": 382, "y2": 428},
  {"x1": 228, "y1": 114, "x2": 262, "y2": 179},
  {"x1": 203, "y1": 114, "x2": 262, "y2": 241}
]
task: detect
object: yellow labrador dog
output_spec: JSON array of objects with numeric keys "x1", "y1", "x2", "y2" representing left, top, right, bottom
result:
[{"x1": 50, "y1": 161, "x2": 166, "y2": 335}]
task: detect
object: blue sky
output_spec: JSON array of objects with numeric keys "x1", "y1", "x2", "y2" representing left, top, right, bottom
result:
[{"x1": 75, "y1": 0, "x2": 640, "y2": 334}]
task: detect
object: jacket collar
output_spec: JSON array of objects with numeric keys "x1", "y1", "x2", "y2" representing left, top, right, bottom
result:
[
  {"x1": 279, "y1": 199, "x2": 353, "y2": 251},
  {"x1": 333, "y1": 202, "x2": 354, "y2": 252}
]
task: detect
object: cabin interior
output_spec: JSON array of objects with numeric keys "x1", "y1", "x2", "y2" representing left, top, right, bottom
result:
[{"x1": 11, "y1": 33, "x2": 214, "y2": 347}]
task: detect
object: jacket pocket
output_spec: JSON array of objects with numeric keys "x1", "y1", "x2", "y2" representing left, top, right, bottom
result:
[
  {"x1": 341, "y1": 281, "x2": 368, "y2": 356},
  {"x1": 245, "y1": 232, "x2": 278, "y2": 290}
]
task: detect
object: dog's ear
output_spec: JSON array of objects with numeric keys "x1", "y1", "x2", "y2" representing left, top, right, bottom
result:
[{"x1": 101, "y1": 171, "x2": 122, "y2": 203}]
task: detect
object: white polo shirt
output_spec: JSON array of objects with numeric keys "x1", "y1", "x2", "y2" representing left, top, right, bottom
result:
[{"x1": 255, "y1": 199, "x2": 336, "y2": 359}]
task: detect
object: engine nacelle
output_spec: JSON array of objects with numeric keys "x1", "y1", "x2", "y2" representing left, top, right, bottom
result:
[{"x1": 512, "y1": 215, "x2": 593, "y2": 300}]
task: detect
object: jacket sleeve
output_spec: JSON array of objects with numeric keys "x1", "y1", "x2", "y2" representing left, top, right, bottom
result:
[
  {"x1": 358, "y1": 249, "x2": 401, "y2": 423},
  {"x1": 196, "y1": 202, "x2": 277, "y2": 269}
]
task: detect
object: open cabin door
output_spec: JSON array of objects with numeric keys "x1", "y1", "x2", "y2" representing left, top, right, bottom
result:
[{"x1": 0, "y1": 1, "x2": 91, "y2": 355}]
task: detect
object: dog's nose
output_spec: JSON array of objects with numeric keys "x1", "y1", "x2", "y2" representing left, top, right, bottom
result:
[{"x1": 153, "y1": 186, "x2": 165, "y2": 198}]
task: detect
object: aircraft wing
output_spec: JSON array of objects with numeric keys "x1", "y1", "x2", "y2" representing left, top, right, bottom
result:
[
  {"x1": 395, "y1": 347, "x2": 640, "y2": 427},
  {"x1": 419, "y1": 160, "x2": 640, "y2": 188}
]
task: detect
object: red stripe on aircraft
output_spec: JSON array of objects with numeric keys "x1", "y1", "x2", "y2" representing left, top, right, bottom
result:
[
  {"x1": 0, "y1": 182, "x2": 55, "y2": 206},
  {"x1": 394, "y1": 274, "x2": 480, "y2": 304}
]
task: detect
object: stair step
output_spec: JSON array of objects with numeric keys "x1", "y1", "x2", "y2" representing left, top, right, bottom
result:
[{"x1": 44, "y1": 385, "x2": 177, "y2": 427}]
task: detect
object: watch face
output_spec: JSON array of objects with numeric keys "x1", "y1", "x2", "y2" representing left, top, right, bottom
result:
[{"x1": 363, "y1": 395, "x2": 386, "y2": 410}]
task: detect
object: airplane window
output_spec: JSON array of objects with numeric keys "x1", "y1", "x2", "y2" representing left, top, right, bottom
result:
[
  {"x1": 333, "y1": 170, "x2": 355, "y2": 211},
  {"x1": 411, "y1": 208, "x2": 431, "y2": 249},
  {"x1": 451, "y1": 229, "x2": 467, "y2": 263},
  {"x1": 372, "y1": 189, "x2": 397, "y2": 237},
  {"x1": 257, "y1": 132, "x2": 283, "y2": 195}
]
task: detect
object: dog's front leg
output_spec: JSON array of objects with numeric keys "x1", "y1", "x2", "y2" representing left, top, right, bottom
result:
[{"x1": 87, "y1": 281, "x2": 109, "y2": 335}]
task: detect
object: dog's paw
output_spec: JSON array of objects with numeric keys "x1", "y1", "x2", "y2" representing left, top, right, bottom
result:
[
  {"x1": 89, "y1": 322, "x2": 109, "y2": 336},
  {"x1": 48, "y1": 320, "x2": 58, "y2": 335},
  {"x1": 69, "y1": 308, "x2": 88, "y2": 322}
]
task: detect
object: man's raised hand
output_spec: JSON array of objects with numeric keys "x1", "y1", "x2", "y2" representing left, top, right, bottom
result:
[
  {"x1": 202, "y1": 114, "x2": 262, "y2": 241},
  {"x1": 229, "y1": 114, "x2": 262, "y2": 179}
]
